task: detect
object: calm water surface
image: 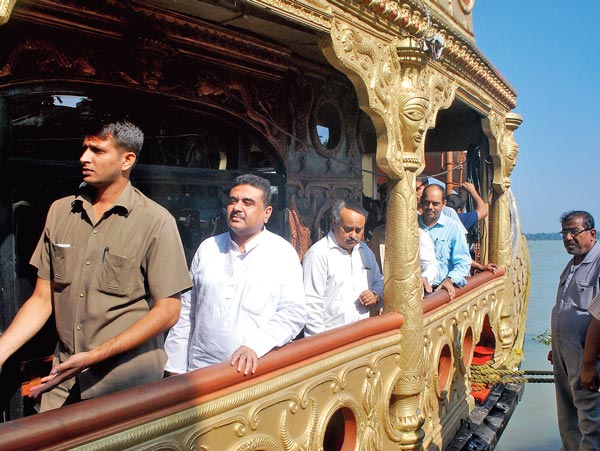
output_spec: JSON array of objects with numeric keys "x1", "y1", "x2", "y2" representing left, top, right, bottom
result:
[{"x1": 497, "y1": 240, "x2": 568, "y2": 450}]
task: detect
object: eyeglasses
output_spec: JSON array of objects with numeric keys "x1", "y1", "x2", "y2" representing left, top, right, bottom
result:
[{"x1": 560, "y1": 228, "x2": 593, "y2": 238}]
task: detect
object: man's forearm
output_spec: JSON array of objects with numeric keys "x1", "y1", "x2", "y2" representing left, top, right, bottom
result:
[
  {"x1": 584, "y1": 317, "x2": 600, "y2": 368},
  {"x1": 87, "y1": 296, "x2": 181, "y2": 366},
  {"x1": 0, "y1": 278, "x2": 53, "y2": 365}
]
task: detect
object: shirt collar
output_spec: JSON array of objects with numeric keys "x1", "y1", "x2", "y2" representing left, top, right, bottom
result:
[
  {"x1": 419, "y1": 211, "x2": 447, "y2": 229},
  {"x1": 326, "y1": 229, "x2": 361, "y2": 254},
  {"x1": 578, "y1": 241, "x2": 600, "y2": 266},
  {"x1": 228, "y1": 227, "x2": 268, "y2": 253},
  {"x1": 71, "y1": 181, "x2": 136, "y2": 217}
]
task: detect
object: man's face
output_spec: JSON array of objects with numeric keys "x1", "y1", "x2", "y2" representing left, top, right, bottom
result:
[
  {"x1": 561, "y1": 216, "x2": 596, "y2": 257},
  {"x1": 80, "y1": 135, "x2": 132, "y2": 188},
  {"x1": 333, "y1": 208, "x2": 366, "y2": 252},
  {"x1": 227, "y1": 184, "x2": 272, "y2": 241},
  {"x1": 420, "y1": 186, "x2": 445, "y2": 226}
]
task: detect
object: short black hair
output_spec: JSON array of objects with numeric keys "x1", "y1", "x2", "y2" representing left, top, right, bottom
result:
[
  {"x1": 231, "y1": 174, "x2": 272, "y2": 206},
  {"x1": 85, "y1": 120, "x2": 144, "y2": 155},
  {"x1": 560, "y1": 210, "x2": 595, "y2": 230},
  {"x1": 446, "y1": 194, "x2": 465, "y2": 211}
]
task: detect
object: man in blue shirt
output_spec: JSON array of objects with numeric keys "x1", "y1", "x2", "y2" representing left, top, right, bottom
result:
[
  {"x1": 418, "y1": 184, "x2": 471, "y2": 300},
  {"x1": 445, "y1": 182, "x2": 488, "y2": 231}
]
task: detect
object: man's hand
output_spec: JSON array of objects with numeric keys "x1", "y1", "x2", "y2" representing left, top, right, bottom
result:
[
  {"x1": 462, "y1": 181, "x2": 477, "y2": 195},
  {"x1": 547, "y1": 350, "x2": 553, "y2": 365},
  {"x1": 358, "y1": 290, "x2": 379, "y2": 309},
  {"x1": 484, "y1": 263, "x2": 499, "y2": 274},
  {"x1": 435, "y1": 278, "x2": 456, "y2": 300},
  {"x1": 582, "y1": 363, "x2": 600, "y2": 391},
  {"x1": 230, "y1": 345, "x2": 258, "y2": 376},
  {"x1": 28, "y1": 351, "x2": 94, "y2": 399},
  {"x1": 421, "y1": 277, "x2": 433, "y2": 294}
]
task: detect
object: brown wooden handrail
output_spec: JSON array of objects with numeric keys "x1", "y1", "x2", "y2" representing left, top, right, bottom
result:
[
  {"x1": 0, "y1": 313, "x2": 404, "y2": 451},
  {"x1": 422, "y1": 268, "x2": 506, "y2": 315}
]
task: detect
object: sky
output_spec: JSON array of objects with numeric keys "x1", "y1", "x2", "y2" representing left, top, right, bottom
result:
[{"x1": 473, "y1": 2, "x2": 600, "y2": 233}]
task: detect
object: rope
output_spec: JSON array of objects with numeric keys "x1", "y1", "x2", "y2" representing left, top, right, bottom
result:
[{"x1": 471, "y1": 363, "x2": 554, "y2": 384}]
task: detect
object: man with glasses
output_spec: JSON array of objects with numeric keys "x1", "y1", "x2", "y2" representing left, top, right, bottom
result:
[{"x1": 549, "y1": 210, "x2": 600, "y2": 450}]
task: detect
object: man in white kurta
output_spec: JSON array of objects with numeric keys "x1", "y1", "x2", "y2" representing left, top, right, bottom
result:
[
  {"x1": 303, "y1": 199, "x2": 384, "y2": 337},
  {"x1": 164, "y1": 175, "x2": 305, "y2": 375}
]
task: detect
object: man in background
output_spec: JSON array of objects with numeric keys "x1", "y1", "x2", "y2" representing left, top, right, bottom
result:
[
  {"x1": 549, "y1": 210, "x2": 600, "y2": 450},
  {"x1": 418, "y1": 184, "x2": 471, "y2": 300},
  {"x1": 445, "y1": 181, "x2": 488, "y2": 232},
  {"x1": 0, "y1": 121, "x2": 192, "y2": 410},
  {"x1": 303, "y1": 199, "x2": 383, "y2": 336}
]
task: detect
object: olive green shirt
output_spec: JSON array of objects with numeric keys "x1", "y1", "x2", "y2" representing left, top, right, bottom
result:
[{"x1": 31, "y1": 182, "x2": 192, "y2": 407}]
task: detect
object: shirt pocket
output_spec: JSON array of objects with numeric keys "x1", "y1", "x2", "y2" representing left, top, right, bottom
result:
[
  {"x1": 98, "y1": 251, "x2": 136, "y2": 297},
  {"x1": 574, "y1": 280, "x2": 597, "y2": 310},
  {"x1": 50, "y1": 243, "x2": 76, "y2": 285}
]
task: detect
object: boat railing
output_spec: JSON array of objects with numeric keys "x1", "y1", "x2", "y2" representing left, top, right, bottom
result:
[
  {"x1": 0, "y1": 313, "x2": 404, "y2": 451},
  {"x1": 423, "y1": 267, "x2": 506, "y2": 315},
  {"x1": 0, "y1": 269, "x2": 505, "y2": 451}
]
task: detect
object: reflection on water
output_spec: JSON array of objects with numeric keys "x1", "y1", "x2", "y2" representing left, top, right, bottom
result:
[{"x1": 497, "y1": 240, "x2": 567, "y2": 450}]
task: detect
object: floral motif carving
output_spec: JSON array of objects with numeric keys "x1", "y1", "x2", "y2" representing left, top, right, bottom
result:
[{"x1": 0, "y1": 39, "x2": 96, "y2": 78}]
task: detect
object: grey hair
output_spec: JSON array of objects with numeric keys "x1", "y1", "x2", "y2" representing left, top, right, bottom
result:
[
  {"x1": 330, "y1": 199, "x2": 368, "y2": 226},
  {"x1": 231, "y1": 174, "x2": 272, "y2": 206},
  {"x1": 560, "y1": 210, "x2": 595, "y2": 230}
]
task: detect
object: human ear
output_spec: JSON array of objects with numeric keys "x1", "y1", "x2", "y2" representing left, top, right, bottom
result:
[
  {"x1": 263, "y1": 205, "x2": 273, "y2": 223},
  {"x1": 122, "y1": 152, "x2": 137, "y2": 171}
]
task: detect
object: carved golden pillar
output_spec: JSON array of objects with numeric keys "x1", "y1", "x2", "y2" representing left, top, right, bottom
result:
[
  {"x1": 484, "y1": 111, "x2": 523, "y2": 357},
  {"x1": 0, "y1": 0, "x2": 16, "y2": 26},
  {"x1": 484, "y1": 112, "x2": 523, "y2": 267},
  {"x1": 320, "y1": 18, "x2": 455, "y2": 447}
]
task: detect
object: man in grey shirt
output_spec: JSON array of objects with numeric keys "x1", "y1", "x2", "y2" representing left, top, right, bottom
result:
[{"x1": 549, "y1": 210, "x2": 600, "y2": 450}]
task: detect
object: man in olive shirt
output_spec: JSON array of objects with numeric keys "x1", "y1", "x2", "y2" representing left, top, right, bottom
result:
[{"x1": 0, "y1": 121, "x2": 192, "y2": 410}]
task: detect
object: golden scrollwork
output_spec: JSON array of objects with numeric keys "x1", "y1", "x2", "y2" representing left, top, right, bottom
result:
[
  {"x1": 0, "y1": 0, "x2": 16, "y2": 26},
  {"x1": 484, "y1": 110, "x2": 523, "y2": 192}
]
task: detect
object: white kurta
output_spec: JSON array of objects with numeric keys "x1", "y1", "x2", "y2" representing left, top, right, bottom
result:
[
  {"x1": 164, "y1": 229, "x2": 306, "y2": 373},
  {"x1": 302, "y1": 231, "x2": 384, "y2": 337}
]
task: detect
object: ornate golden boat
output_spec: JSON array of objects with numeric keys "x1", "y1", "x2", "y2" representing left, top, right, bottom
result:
[{"x1": 0, "y1": 0, "x2": 529, "y2": 449}]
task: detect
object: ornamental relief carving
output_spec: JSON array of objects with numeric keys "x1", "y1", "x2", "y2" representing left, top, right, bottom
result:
[
  {"x1": 0, "y1": 33, "x2": 286, "y2": 151},
  {"x1": 180, "y1": 351, "x2": 398, "y2": 451},
  {"x1": 323, "y1": 19, "x2": 457, "y2": 180},
  {"x1": 483, "y1": 111, "x2": 522, "y2": 191},
  {"x1": 0, "y1": 0, "x2": 17, "y2": 26},
  {"x1": 287, "y1": 180, "x2": 362, "y2": 241}
]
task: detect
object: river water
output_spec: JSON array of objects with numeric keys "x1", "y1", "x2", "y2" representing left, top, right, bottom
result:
[{"x1": 497, "y1": 240, "x2": 567, "y2": 450}]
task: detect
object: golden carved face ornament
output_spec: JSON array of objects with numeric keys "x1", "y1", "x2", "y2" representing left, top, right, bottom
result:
[
  {"x1": 503, "y1": 134, "x2": 519, "y2": 178},
  {"x1": 399, "y1": 96, "x2": 429, "y2": 153}
]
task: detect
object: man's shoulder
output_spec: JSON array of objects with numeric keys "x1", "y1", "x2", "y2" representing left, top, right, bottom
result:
[
  {"x1": 262, "y1": 230, "x2": 297, "y2": 251},
  {"x1": 51, "y1": 194, "x2": 78, "y2": 208},
  {"x1": 459, "y1": 211, "x2": 478, "y2": 229},
  {"x1": 304, "y1": 234, "x2": 331, "y2": 257},
  {"x1": 358, "y1": 241, "x2": 377, "y2": 256},
  {"x1": 131, "y1": 188, "x2": 175, "y2": 222}
]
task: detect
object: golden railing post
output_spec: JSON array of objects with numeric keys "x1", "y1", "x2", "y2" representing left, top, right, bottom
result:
[
  {"x1": 484, "y1": 112, "x2": 524, "y2": 359},
  {"x1": 484, "y1": 112, "x2": 523, "y2": 268},
  {"x1": 0, "y1": 0, "x2": 16, "y2": 26}
]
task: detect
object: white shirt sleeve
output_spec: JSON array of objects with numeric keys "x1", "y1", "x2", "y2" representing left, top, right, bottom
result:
[
  {"x1": 302, "y1": 246, "x2": 328, "y2": 337},
  {"x1": 164, "y1": 252, "x2": 199, "y2": 373},
  {"x1": 419, "y1": 229, "x2": 439, "y2": 285}
]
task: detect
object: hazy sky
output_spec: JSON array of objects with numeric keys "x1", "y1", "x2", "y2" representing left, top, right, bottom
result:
[{"x1": 473, "y1": 2, "x2": 600, "y2": 233}]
